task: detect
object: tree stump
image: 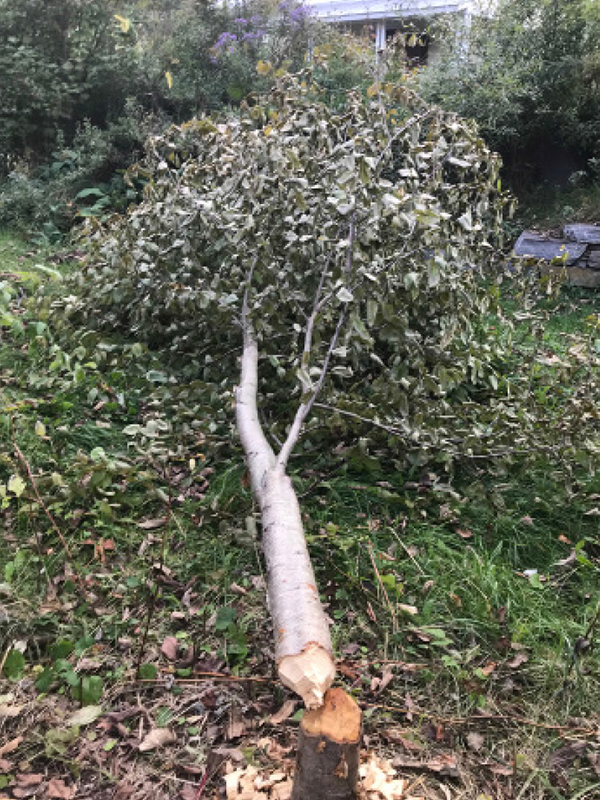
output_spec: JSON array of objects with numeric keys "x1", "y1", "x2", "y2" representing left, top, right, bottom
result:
[{"x1": 291, "y1": 688, "x2": 361, "y2": 800}]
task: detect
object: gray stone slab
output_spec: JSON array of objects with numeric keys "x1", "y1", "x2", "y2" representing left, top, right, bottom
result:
[
  {"x1": 563, "y1": 223, "x2": 600, "y2": 245},
  {"x1": 514, "y1": 231, "x2": 586, "y2": 266}
]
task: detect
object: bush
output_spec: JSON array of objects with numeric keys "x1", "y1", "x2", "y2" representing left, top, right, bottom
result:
[
  {"x1": 418, "y1": 0, "x2": 600, "y2": 191},
  {"x1": 0, "y1": 0, "x2": 333, "y2": 236},
  {"x1": 0, "y1": 0, "x2": 144, "y2": 174},
  {"x1": 0, "y1": 102, "x2": 164, "y2": 238}
]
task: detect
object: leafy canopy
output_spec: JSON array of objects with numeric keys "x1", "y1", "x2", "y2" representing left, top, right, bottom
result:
[
  {"x1": 65, "y1": 72, "x2": 595, "y2": 476},
  {"x1": 65, "y1": 72, "x2": 519, "y2": 469},
  {"x1": 418, "y1": 0, "x2": 600, "y2": 185}
]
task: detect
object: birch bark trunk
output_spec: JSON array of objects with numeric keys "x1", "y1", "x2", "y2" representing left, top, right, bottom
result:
[{"x1": 235, "y1": 321, "x2": 336, "y2": 708}]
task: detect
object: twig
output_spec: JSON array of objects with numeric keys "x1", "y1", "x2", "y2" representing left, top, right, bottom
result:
[
  {"x1": 314, "y1": 402, "x2": 405, "y2": 435},
  {"x1": 11, "y1": 421, "x2": 74, "y2": 561},
  {"x1": 375, "y1": 108, "x2": 436, "y2": 170},
  {"x1": 135, "y1": 672, "x2": 274, "y2": 684},
  {"x1": 134, "y1": 466, "x2": 172, "y2": 679},
  {"x1": 277, "y1": 307, "x2": 346, "y2": 468},
  {"x1": 363, "y1": 701, "x2": 598, "y2": 735},
  {"x1": 0, "y1": 643, "x2": 12, "y2": 679},
  {"x1": 195, "y1": 770, "x2": 210, "y2": 800}
]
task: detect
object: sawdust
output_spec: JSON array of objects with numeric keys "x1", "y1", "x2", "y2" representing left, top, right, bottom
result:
[{"x1": 222, "y1": 752, "x2": 427, "y2": 799}]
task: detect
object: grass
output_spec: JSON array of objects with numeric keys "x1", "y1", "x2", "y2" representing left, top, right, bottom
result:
[{"x1": 1, "y1": 231, "x2": 599, "y2": 799}]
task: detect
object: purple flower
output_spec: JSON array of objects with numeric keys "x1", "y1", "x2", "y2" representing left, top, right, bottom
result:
[
  {"x1": 234, "y1": 17, "x2": 248, "y2": 26},
  {"x1": 214, "y1": 31, "x2": 238, "y2": 49},
  {"x1": 279, "y1": 2, "x2": 312, "y2": 25},
  {"x1": 290, "y1": 5, "x2": 310, "y2": 24}
]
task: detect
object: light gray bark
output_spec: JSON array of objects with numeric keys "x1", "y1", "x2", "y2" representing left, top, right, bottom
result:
[{"x1": 235, "y1": 319, "x2": 335, "y2": 708}]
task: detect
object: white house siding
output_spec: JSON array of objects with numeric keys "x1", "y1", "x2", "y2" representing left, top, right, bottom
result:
[
  {"x1": 308, "y1": 1, "x2": 476, "y2": 62},
  {"x1": 307, "y1": 1, "x2": 474, "y2": 23}
]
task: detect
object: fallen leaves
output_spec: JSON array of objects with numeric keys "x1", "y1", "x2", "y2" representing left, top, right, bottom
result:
[
  {"x1": 0, "y1": 701, "x2": 23, "y2": 718},
  {"x1": 506, "y1": 651, "x2": 529, "y2": 669},
  {"x1": 269, "y1": 699, "x2": 297, "y2": 726},
  {"x1": 10, "y1": 774, "x2": 47, "y2": 799},
  {"x1": 46, "y1": 779, "x2": 75, "y2": 799},
  {"x1": 138, "y1": 728, "x2": 177, "y2": 752},
  {"x1": 227, "y1": 705, "x2": 246, "y2": 740},
  {"x1": 65, "y1": 705, "x2": 103, "y2": 727},
  {"x1": 137, "y1": 517, "x2": 168, "y2": 529},
  {"x1": 371, "y1": 669, "x2": 395, "y2": 694},
  {"x1": 222, "y1": 753, "x2": 434, "y2": 800},
  {"x1": 455, "y1": 528, "x2": 473, "y2": 539},
  {"x1": 161, "y1": 636, "x2": 179, "y2": 661},
  {"x1": 361, "y1": 755, "x2": 408, "y2": 799},
  {"x1": 466, "y1": 732, "x2": 485, "y2": 752},
  {"x1": 0, "y1": 736, "x2": 22, "y2": 757},
  {"x1": 391, "y1": 753, "x2": 459, "y2": 779},
  {"x1": 224, "y1": 765, "x2": 293, "y2": 800}
]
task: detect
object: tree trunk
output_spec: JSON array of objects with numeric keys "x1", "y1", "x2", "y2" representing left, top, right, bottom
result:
[
  {"x1": 235, "y1": 323, "x2": 336, "y2": 708},
  {"x1": 292, "y1": 688, "x2": 362, "y2": 800},
  {"x1": 235, "y1": 298, "x2": 360, "y2": 797}
]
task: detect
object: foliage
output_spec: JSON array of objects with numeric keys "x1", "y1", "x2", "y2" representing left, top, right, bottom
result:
[
  {"x1": 2, "y1": 233, "x2": 600, "y2": 798},
  {"x1": 0, "y1": 0, "x2": 144, "y2": 173},
  {"x1": 418, "y1": 0, "x2": 600, "y2": 188},
  {"x1": 0, "y1": 105, "x2": 161, "y2": 238},
  {"x1": 0, "y1": 0, "x2": 334, "y2": 235},
  {"x1": 59, "y1": 72, "x2": 517, "y2": 468},
  {"x1": 62, "y1": 71, "x2": 598, "y2": 481}
]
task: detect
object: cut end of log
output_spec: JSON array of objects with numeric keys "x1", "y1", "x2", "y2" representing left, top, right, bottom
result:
[
  {"x1": 278, "y1": 644, "x2": 336, "y2": 709},
  {"x1": 301, "y1": 687, "x2": 361, "y2": 743}
]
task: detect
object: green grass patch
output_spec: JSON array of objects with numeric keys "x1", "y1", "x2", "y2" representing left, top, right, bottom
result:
[{"x1": 1, "y1": 232, "x2": 599, "y2": 798}]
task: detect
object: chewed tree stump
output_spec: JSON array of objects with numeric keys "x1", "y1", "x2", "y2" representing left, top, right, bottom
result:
[{"x1": 292, "y1": 688, "x2": 362, "y2": 800}]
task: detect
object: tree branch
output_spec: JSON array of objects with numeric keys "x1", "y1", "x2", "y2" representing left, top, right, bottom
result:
[
  {"x1": 235, "y1": 261, "x2": 276, "y2": 493},
  {"x1": 277, "y1": 309, "x2": 346, "y2": 469}
]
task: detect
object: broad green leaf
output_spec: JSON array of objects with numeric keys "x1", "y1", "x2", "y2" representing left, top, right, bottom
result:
[
  {"x1": 337, "y1": 287, "x2": 354, "y2": 303},
  {"x1": 7, "y1": 475, "x2": 26, "y2": 498}
]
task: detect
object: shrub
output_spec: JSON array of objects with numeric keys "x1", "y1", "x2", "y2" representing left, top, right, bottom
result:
[
  {"x1": 418, "y1": 0, "x2": 600, "y2": 190},
  {"x1": 0, "y1": 103, "x2": 163, "y2": 238},
  {"x1": 0, "y1": 0, "x2": 144, "y2": 174}
]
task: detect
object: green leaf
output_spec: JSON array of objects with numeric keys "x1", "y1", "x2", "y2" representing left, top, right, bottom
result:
[
  {"x1": 82, "y1": 676, "x2": 104, "y2": 705},
  {"x1": 138, "y1": 663, "x2": 158, "y2": 680},
  {"x1": 215, "y1": 607, "x2": 237, "y2": 631},
  {"x1": 51, "y1": 639, "x2": 74, "y2": 660},
  {"x1": 75, "y1": 188, "x2": 105, "y2": 200},
  {"x1": 7, "y1": 475, "x2": 26, "y2": 498},
  {"x1": 427, "y1": 260, "x2": 441, "y2": 288},
  {"x1": 35, "y1": 668, "x2": 55, "y2": 693},
  {"x1": 4, "y1": 649, "x2": 25, "y2": 679},
  {"x1": 336, "y1": 287, "x2": 354, "y2": 303}
]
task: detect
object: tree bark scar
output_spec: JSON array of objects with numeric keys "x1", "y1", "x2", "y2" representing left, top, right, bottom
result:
[{"x1": 334, "y1": 755, "x2": 348, "y2": 779}]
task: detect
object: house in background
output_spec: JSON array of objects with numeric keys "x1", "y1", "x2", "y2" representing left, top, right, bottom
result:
[{"x1": 307, "y1": 1, "x2": 478, "y2": 63}]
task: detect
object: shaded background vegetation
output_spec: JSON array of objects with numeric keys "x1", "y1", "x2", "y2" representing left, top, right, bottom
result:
[{"x1": 2, "y1": 0, "x2": 600, "y2": 241}]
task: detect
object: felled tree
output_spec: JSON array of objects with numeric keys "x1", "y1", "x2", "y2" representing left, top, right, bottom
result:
[{"x1": 70, "y1": 72, "x2": 508, "y2": 798}]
